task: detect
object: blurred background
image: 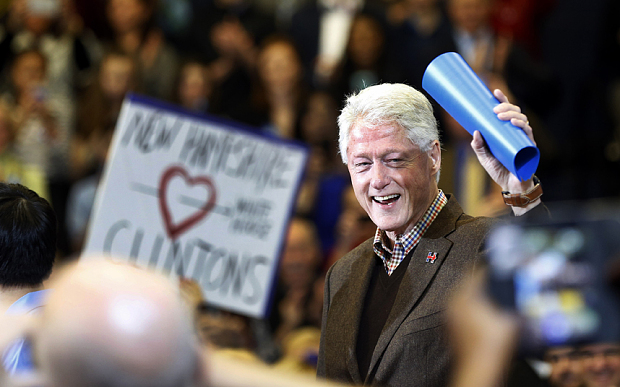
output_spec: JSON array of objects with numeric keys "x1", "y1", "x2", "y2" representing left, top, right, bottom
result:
[{"x1": 0, "y1": 0, "x2": 620, "y2": 379}]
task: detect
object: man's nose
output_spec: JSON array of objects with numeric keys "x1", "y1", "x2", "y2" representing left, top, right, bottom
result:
[
  {"x1": 557, "y1": 358, "x2": 570, "y2": 368},
  {"x1": 370, "y1": 163, "x2": 390, "y2": 190},
  {"x1": 590, "y1": 354, "x2": 609, "y2": 370}
]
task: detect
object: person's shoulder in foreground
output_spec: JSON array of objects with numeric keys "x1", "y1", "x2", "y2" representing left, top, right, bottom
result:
[{"x1": 0, "y1": 182, "x2": 56, "y2": 376}]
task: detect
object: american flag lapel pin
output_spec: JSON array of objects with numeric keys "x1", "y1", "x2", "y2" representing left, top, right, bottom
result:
[{"x1": 426, "y1": 251, "x2": 437, "y2": 263}]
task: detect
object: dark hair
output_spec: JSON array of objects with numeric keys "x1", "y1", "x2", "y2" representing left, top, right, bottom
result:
[{"x1": 0, "y1": 183, "x2": 56, "y2": 287}]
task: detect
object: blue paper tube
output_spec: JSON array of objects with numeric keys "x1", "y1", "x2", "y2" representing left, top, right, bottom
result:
[{"x1": 422, "y1": 52, "x2": 539, "y2": 181}]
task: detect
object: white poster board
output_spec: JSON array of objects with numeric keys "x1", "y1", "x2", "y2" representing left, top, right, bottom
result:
[{"x1": 83, "y1": 95, "x2": 308, "y2": 319}]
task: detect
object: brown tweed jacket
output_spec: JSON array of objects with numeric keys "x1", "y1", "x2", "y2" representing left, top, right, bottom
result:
[{"x1": 317, "y1": 195, "x2": 496, "y2": 387}]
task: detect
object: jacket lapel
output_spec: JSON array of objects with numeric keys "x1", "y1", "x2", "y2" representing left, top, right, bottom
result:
[
  {"x1": 365, "y1": 196, "x2": 463, "y2": 381},
  {"x1": 327, "y1": 241, "x2": 376, "y2": 384}
]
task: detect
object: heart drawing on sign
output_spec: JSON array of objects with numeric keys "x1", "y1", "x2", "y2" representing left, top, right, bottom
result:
[{"x1": 158, "y1": 165, "x2": 217, "y2": 240}]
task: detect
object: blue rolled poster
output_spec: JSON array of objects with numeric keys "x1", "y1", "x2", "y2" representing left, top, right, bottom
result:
[{"x1": 422, "y1": 52, "x2": 539, "y2": 182}]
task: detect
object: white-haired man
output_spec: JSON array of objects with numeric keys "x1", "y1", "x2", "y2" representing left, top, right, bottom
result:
[{"x1": 317, "y1": 83, "x2": 544, "y2": 386}]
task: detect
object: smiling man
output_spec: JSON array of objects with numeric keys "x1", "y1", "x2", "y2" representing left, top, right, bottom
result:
[
  {"x1": 546, "y1": 346, "x2": 584, "y2": 387},
  {"x1": 579, "y1": 342, "x2": 620, "y2": 387},
  {"x1": 317, "y1": 83, "x2": 543, "y2": 387}
]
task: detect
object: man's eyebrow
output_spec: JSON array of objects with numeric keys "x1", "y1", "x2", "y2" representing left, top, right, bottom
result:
[
  {"x1": 383, "y1": 148, "x2": 418, "y2": 157},
  {"x1": 350, "y1": 147, "x2": 418, "y2": 160},
  {"x1": 383, "y1": 149, "x2": 406, "y2": 155},
  {"x1": 350, "y1": 152, "x2": 370, "y2": 159},
  {"x1": 357, "y1": 147, "x2": 413, "y2": 155}
]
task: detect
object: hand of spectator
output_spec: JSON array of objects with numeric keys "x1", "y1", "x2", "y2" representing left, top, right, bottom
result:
[
  {"x1": 470, "y1": 88, "x2": 539, "y2": 215},
  {"x1": 20, "y1": 87, "x2": 58, "y2": 140},
  {"x1": 448, "y1": 269, "x2": 519, "y2": 387}
]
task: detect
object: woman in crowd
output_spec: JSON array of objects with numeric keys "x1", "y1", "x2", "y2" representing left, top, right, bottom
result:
[{"x1": 104, "y1": 0, "x2": 179, "y2": 101}]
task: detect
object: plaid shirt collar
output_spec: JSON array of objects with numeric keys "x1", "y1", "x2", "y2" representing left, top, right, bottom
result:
[{"x1": 373, "y1": 190, "x2": 448, "y2": 275}]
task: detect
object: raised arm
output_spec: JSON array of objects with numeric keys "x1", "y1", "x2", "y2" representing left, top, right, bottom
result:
[{"x1": 470, "y1": 89, "x2": 541, "y2": 216}]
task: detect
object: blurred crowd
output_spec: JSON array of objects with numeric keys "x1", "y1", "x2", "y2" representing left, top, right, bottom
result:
[
  {"x1": 1, "y1": 0, "x2": 620, "y2": 382},
  {"x1": 543, "y1": 344, "x2": 620, "y2": 387}
]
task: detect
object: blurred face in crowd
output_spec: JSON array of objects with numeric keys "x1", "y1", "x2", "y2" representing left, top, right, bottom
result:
[
  {"x1": 545, "y1": 346, "x2": 583, "y2": 387},
  {"x1": 258, "y1": 40, "x2": 302, "y2": 95},
  {"x1": 11, "y1": 51, "x2": 46, "y2": 94},
  {"x1": 305, "y1": 145, "x2": 328, "y2": 178},
  {"x1": 346, "y1": 122, "x2": 440, "y2": 240},
  {"x1": 99, "y1": 54, "x2": 135, "y2": 101},
  {"x1": 22, "y1": 0, "x2": 61, "y2": 35},
  {"x1": 178, "y1": 63, "x2": 211, "y2": 110},
  {"x1": 580, "y1": 343, "x2": 620, "y2": 387},
  {"x1": 106, "y1": 0, "x2": 151, "y2": 34},
  {"x1": 342, "y1": 185, "x2": 369, "y2": 220},
  {"x1": 448, "y1": 0, "x2": 491, "y2": 34},
  {"x1": 300, "y1": 91, "x2": 339, "y2": 145},
  {"x1": 348, "y1": 14, "x2": 384, "y2": 69},
  {"x1": 280, "y1": 219, "x2": 320, "y2": 290},
  {"x1": 407, "y1": 0, "x2": 439, "y2": 10}
]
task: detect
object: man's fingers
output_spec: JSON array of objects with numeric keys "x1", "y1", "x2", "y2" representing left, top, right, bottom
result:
[
  {"x1": 493, "y1": 89, "x2": 509, "y2": 104},
  {"x1": 470, "y1": 130, "x2": 487, "y2": 155},
  {"x1": 491, "y1": 97, "x2": 536, "y2": 145},
  {"x1": 493, "y1": 102, "x2": 521, "y2": 114},
  {"x1": 496, "y1": 110, "x2": 527, "y2": 122},
  {"x1": 517, "y1": 120, "x2": 536, "y2": 145}
]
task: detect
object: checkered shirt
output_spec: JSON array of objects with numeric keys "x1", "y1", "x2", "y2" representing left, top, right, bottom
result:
[{"x1": 373, "y1": 190, "x2": 448, "y2": 275}]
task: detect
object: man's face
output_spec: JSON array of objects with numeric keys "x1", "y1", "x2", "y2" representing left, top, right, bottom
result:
[
  {"x1": 99, "y1": 55, "x2": 134, "y2": 100},
  {"x1": 280, "y1": 220, "x2": 319, "y2": 290},
  {"x1": 12, "y1": 52, "x2": 45, "y2": 93},
  {"x1": 449, "y1": 0, "x2": 491, "y2": 34},
  {"x1": 580, "y1": 343, "x2": 620, "y2": 387},
  {"x1": 346, "y1": 122, "x2": 440, "y2": 240},
  {"x1": 546, "y1": 347, "x2": 583, "y2": 387}
]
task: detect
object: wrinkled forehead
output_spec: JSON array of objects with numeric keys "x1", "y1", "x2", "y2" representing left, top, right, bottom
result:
[
  {"x1": 353, "y1": 118, "x2": 399, "y2": 131},
  {"x1": 348, "y1": 120, "x2": 415, "y2": 148}
]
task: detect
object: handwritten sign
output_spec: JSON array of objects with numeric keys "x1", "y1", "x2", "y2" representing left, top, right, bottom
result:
[{"x1": 83, "y1": 95, "x2": 308, "y2": 318}]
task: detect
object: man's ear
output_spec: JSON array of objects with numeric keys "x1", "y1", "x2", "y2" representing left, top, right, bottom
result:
[{"x1": 429, "y1": 140, "x2": 441, "y2": 175}]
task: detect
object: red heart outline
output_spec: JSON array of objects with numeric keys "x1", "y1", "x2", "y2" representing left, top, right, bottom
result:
[{"x1": 159, "y1": 165, "x2": 217, "y2": 240}]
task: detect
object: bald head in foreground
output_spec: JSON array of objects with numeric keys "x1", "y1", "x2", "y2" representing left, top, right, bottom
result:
[
  {"x1": 27, "y1": 260, "x2": 353, "y2": 387},
  {"x1": 34, "y1": 260, "x2": 204, "y2": 387},
  {"x1": 0, "y1": 258, "x2": 371, "y2": 387}
]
